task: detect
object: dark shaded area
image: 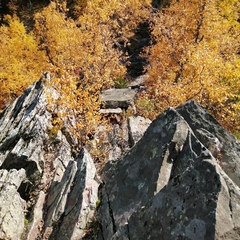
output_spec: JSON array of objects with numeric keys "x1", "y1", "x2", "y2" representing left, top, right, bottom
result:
[
  {"x1": 66, "y1": 0, "x2": 87, "y2": 20},
  {"x1": 124, "y1": 0, "x2": 172, "y2": 79},
  {"x1": 152, "y1": 0, "x2": 172, "y2": 9},
  {"x1": 0, "y1": 133, "x2": 21, "y2": 151},
  {"x1": 0, "y1": 0, "x2": 10, "y2": 23},
  {"x1": 0, "y1": 151, "x2": 40, "y2": 207},
  {"x1": 9, "y1": 86, "x2": 31, "y2": 120},
  {"x1": 0, "y1": 0, "x2": 50, "y2": 26},
  {"x1": 0, "y1": 152, "x2": 39, "y2": 183},
  {"x1": 126, "y1": 21, "x2": 151, "y2": 78}
]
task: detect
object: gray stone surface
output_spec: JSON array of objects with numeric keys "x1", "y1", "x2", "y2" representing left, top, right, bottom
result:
[
  {"x1": 99, "y1": 88, "x2": 136, "y2": 109},
  {"x1": 127, "y1": 116, "x2": 151, "y2": 146},
  {"x1": 99, "y1": 108, "x2": 122, "y2": 114},
  {"x1": 27, "y1": 190, "x2": 46, "y2": 240},
  {"x1": 97, "y1": 105, "x2": 240, "y2": 239},
  {"x1": 91, "y1": 116, "x2": 151, "y2": 163},
  {"x1": 45, "y1": 148, "x2": 100, "y2": 240},
  {"x1": 0, "y1": 80, "x2": 100, "y2": 239},
  {"x1": 176, "y1": 100, "x2": 240, "y2": 187},
  {"x1": 0, "y1": 169, "x2": 26, "y2": 240}
]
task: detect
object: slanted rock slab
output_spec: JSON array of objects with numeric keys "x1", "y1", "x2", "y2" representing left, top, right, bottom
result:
[
  {"x1": 97, "y1": 105, "x2": 240, "y2": 239},
  {"x1": 44, "y1": 148, "x2": 100, "y2": 240},
  {"x1": 99, "y1": 88, "x2": 136, "y2": 109},
  {"x1": 176, "y1": 100, "x2": 240, "y2": 187}
]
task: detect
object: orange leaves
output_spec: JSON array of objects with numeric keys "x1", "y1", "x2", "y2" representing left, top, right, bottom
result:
[
  {"x1": 143, "y1": 0, "x2": 240, "y2": 134},
  {"x1": 29, "y1": 0, "x2": 153, "y2": 146},
  {"x1": 0, "y1": 14, "x2": 47, "y2": 109}
]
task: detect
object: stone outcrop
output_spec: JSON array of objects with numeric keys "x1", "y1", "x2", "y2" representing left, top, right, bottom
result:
[
  {"x1": 176, "y1": 101, "x2": 240, "y2": 188},
  {"x1": 0, "y1": 80, "x2": 100, "y2": 239},
  {"x1": 97, "y1": 102, "x2": 240, "y2": 239},
  {"x1": 91, "y1": 116, "x2": 151, "y2": 163},
  {"x1": 0, "y1": 78, "x2": 239, "y2": 240},
  {"x1": 43, "y1": 148, "x2": 100, "y2": 240},
  {"x1": 0, "y1": 169, "x2": 26, "y2": 240},
  {"x1": 99, "y1": 88, "x2": 136, "y2": 109}
]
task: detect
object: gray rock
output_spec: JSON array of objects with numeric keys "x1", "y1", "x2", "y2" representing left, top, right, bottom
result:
[
  {"x1": 195, "y1": 128, "x2": 222, "y2": 157},
  {"x1": 127, "y1": 116, "x2": 151, "y2": 146},
  {"x1": 46, "y1": 148, "x2": 100, "y2": 240},
  {"x1": 0, "y1": 81, "x2": 53, "y2": 184},
  {"x1": 90, "y1": 122, "x2": 131, "y2": 163},
  {"x1": 0, "y1": 80, "x2": 100, "y2": 239},
  {"x1": 127, "y1": 74, "x2": 148, "y2": 89},
  {"x1": 97, "y1": 106, "x2": 240, "y2": 239},
  {"x1": 91, "y1": 115, "x2": 151, "y2": 163},
  {"x1": 176, "y1": 100, "x2": 240, "y2": 187},
  {"x1": 0, "y1": 169, "x2": 26, "y2": 240},
  {"x1": 27, "y1": 191, "x2": 46, "y2": 240},
  {"x1": 99, "y1": 88, "x2": 136, "y2": 109},
  {"x1": 99, "y1": 108, "x2": 122, "y2": 114}
]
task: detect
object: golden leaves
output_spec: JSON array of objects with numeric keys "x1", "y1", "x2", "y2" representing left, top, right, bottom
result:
[
  {"x1": 0, "y1": 14, "x2": 47, "y2": 109},
  {"x1": 143, "y1": 0, "x2": 240, "y2": 134}
]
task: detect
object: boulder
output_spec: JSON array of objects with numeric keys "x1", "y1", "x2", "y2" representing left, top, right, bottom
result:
[
  {"x1": 0, "y1": 169, "x2": 26, "y2": 240},
  {"x1": 127, "y1": 116, "x2": 151, "y2": 146},
  {"x1": 0, "y1": 80, "x2": 100, "y2": 239},
  {"x1": 99, "y1": 88, "x2": 136, "y2": 109},
  {"x1": 176, "y1": 100, "x2": 240, "y2": 187},
  {"x1": 97, "y1": 104, "x2": 240, "y2": 239}
]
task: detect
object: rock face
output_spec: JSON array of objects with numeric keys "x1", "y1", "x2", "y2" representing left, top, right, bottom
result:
[
  {"x1": 176, "y1": 101, "x2": 240, "y2": 187},
  {"x1": 0, "y1": 78, "x2": 239, "y2": 240},
  {"x1": 127, "y1": 116, "x2": 151, "y2": 146},
  {"x1": 44, "y1": 148, "x2": 99, "y2": 240},
  {"x1": 91, "y1": 116, "x2": 151, "y2": 163},
  {"x1": 99, "y1": 88, "x2": 136, "y2": 109},
  {"x1": 0, "y1": 169, "x2": 26, "y2": 240},
  {"x1": 0, "y1": 80, "x2": 100, "y2": 239},
  {"x1": 97, "y1": 102, "x2": 240, "y2": 239}
]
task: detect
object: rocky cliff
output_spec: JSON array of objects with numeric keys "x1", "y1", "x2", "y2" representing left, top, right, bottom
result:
[
  {"x1": 97, "y1": 102, "x2": 240, "y2": 240},
  {"x1": 0, "y1": 80, "x2": 99, "y2": 239},
  {"x1": 0, "y1": 80, "x2": 239, "y2": 239}
]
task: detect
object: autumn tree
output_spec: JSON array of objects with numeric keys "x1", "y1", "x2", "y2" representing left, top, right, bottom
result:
[
  {"x1": 33, "y1": 0, "x2": 151, "y2": 146},
  {"x1": 141, "y1": 0, "x2": 240, "y2": 134},
  {"x1": 0, "y1": 14, "x2": 47, "y2": 109}
]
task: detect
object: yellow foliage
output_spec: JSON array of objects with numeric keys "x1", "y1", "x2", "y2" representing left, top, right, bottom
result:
[
  {"x1": 32, "y1": 0, "x2": 151, "y2": 146},
  {"x1": 143, "y1": 0, "x2": 240, "y2": 133},
  {"x1": 0, "y1": 0, "x2": 238, "y2": 140},
  {"x1": 0, "y1": 14, "x2": 47, "y2": 109}
]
